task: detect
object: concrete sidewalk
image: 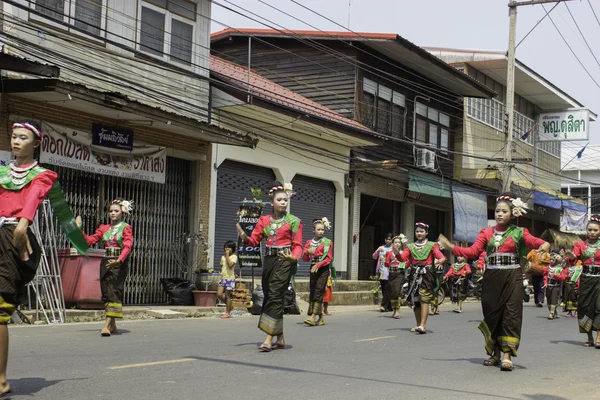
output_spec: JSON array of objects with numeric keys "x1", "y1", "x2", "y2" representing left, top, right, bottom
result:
[{"x1": 19, "y1": 299, "x2": 479, "y2": 324}]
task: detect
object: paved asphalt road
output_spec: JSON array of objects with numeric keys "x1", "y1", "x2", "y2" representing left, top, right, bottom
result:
[{"x1": 6, "y1": 302, "x2": 600, "y2": 400}]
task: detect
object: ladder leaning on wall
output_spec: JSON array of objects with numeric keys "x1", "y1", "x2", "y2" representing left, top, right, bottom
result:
[{"x1": 21, "y1": 200, "x2": 66, "y2": 324}]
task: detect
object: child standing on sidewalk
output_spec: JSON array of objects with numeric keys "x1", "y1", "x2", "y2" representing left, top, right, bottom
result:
[{"x1": 218, "y1": 241, "x2": 238, "y2": 319}]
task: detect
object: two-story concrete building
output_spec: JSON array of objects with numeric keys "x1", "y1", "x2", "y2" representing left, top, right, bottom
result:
[
  {"x1": 211, "y1": 29, "x2": 495, "y2": 279},
  {"x1": 0, "y1": 1, "x2": 254, "y2": 303},
  {"x1": 426, "y1": 47, "x2": 594, "y2": 236}
]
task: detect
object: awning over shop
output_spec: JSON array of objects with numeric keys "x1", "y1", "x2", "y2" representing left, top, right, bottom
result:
[
  {"x1": 408, "y1": 170, "x2": 451, "y2": 198},
  {"x1": 533, "y1": 189, "x2": 587, "y2": 212},
  {"x1": 562, "y1": 200, "x2": 587, "y2": 212},
  {"x1": 534, "y1": 190, "x2": 562, "y2": 209}
]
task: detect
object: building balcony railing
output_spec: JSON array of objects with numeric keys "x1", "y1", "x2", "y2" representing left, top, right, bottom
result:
[{"x1": 466, "y1": 98, "x2": 560, "y2": 158}]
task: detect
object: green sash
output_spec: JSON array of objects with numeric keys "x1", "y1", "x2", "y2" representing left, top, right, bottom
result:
[
  {"x1": 548, "y1": 266, "x2": 563, "y2": 276},
  {"x1": 570, "y1": 266, "x2": 582, "y2": 283},
  {"x1": 485, "y1": 225, "x2": 527, "y2": 258},
  {"x1": 581, "y1": 241, "x2": 600, "y2": 263},
  {"x1": 408, "y1": 241, "x2": 435, "y2": 261},
  {"x1": 0, "y1": 165, "x2": 89, "y2": 256},
  {"x1": 453, "y1": 262, "x2": 467, "y2": 272},
  {"x1": 103, "y1": 222, "x2": 128, "y2": 248}
]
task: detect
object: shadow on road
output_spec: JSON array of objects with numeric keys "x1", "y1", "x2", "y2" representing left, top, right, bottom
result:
[
  {"x1": 231, "y1": 342, "x2": 295, "y2": 350},
  {"x1": 9, "y1": 377, "x2": 87, "y2": 396},
  {"x1": 549, "y1": 339, "x2": 585, "y2": 347},
  {"x1": 423, "y1": 357, "x2": 527, "y2": 370},
  {"x1": 522, "y1": 395, "x2": 569, "y2": 400},
  {"x1": 186, "y1": 356, "x2": 521, "y2": 399}
]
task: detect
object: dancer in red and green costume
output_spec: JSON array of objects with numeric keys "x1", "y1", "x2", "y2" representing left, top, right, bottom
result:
[
  {"x1": 398, "y1": 223, "x2": 446, "y2": 334},
  {"x1": 444, "y1": 255, "x2": 471, "y2": 313},
  {"x1": 542, "y1": 250, "x2": 568, "y2": 320},
  {"x1": 0, "y1": 121, "x2": 87, "y2": 396},
  {"x1": 439, "y1": 195, "x2": 549, "y2": 371},
  {"x1": 564, "y1": 215, "x2": 600, "y2": 348},
  {"x1": 237, "y1": 181, "x2": 303, "y2": 352},
  {"x1": 384, "y1": 235, "x2": 408, "y2": 319},
  {"x1": 76, "y1": 199, "x2": 134, "y2": 336},
  {"x1": 303, "y1": 217, "x2": 333, "y2": 326},
  {"x1": 563, "y1": 259, "x2": 582, "y2": 318}
]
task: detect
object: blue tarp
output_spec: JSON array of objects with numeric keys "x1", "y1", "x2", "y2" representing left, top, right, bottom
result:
[
  {"x1": 534, "y1": 190, "x2": 562, "y2": 209},
  {"x1": 453, "y1": 185, "x2": 487, "y2": 243},
  {"x1": 534, "y1": 190, "x2": 587, "y2": 212},
  {"x1": 562, "y1": 199, "x2": 587, "y2": 212}
]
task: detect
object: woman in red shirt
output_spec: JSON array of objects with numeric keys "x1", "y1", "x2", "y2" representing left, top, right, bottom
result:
[
  {"x1": 565, "y1": 215, "x2": 600, "y2": 347},
  {"x1": 398, "y1": 223, "x2": 446, "y2": 334},
  {"x1": 384, "y1": 235, "x2": 408, "y2": 319},
  {"x1": 0, "y1": 121, "x2": 58, "y2": 396},
  {"x1": 444, "y1": 255, "x2": 471, "y2": 313},
  {"x1": 76, "y1": 199, "x2": 134, "y2": 337},
  {"x1": 439, "y1": 195, "x2": 549, "y2": 371},
  {"x1": 302, "y1": 217, "x2": 333, "y2": 326},
  {"x1": 237, "y1": 181, "x2": 303, "y2": 352}
]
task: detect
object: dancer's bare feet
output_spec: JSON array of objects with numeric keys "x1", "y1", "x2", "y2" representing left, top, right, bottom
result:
[{"x1": 0, "y1": 382, "x2": 11, "y2": 396}]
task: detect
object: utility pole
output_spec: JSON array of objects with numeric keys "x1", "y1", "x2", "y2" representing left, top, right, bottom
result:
[{"x1": 502, "y1": 0, "x2": 572, "y2": 194}]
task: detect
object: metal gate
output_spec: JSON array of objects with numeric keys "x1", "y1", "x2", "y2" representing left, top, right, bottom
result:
[
  {"x1": 44, "y1": 157, "x2": 191, "y2": 304},
  {"x1": 290, "y1": 175, "x2": 336, "y2": 276},
  {"x1": 215, "y1": 160, "x2": 275, "y2": 275}
]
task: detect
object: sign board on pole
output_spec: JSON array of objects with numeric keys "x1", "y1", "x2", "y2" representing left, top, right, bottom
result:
[
  {"x1": 237, "y1": 202, "x2": 265, "y2": 270},
  {"x1": 537, "y1": 109, "x2": 590, "y2": 142}
]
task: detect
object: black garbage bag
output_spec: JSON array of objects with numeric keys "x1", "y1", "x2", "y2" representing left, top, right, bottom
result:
[
  {"x1": 250, "y1": 285, "x2": 264, "y2": 315},
  {"x1": 284, "y1": 283, "x2": 300, "y2": 315},
  {"x1": 160, "y1": 278, "x2": 195, "y2": 305}
]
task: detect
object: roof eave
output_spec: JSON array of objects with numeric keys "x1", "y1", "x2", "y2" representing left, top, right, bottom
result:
[{"x1": 389, "y1": 35, "x2": 496, "y2": 98}]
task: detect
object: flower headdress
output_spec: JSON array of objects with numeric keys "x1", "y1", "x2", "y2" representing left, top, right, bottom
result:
[
  {"x1": 111, "y1": 199, "x2": 134, "y2": 214},
  {"x1": 268, "y1": 183, "x2": 295, "y2": 198},
  {"x1": 415, "y1": 222, "x2": 429, "y2": 229},
  {"x1": 12, "y1": 122, "x2": 42, "y2": 139},
  {"x1": 497, "y1": 195, "x2": 528, "y2": 218},
  {"x1": 313, "y1": 217, "x2": 332, "y2": 230},
  {"x1": 393, "y1": 233, "x2": 408, "y2": 243}
]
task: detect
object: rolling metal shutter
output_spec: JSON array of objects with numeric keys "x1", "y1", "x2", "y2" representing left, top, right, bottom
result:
[
  {"x1": 290, "y1": 175, "x2": 336, "y2": 277},
  {"x1": 45, "y1": 157, "x2": 191, "y2": 304},
  {"x1": 214, "y1": 160, "x2": 275, "y2": 276}
]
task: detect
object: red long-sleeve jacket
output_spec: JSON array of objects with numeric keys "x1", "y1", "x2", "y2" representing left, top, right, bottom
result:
[
  {"x1": 0, "y1": 168, "x2": 57, "y2": 222},
  {"x1": 246, "y1": 214, "x2": 303, "y2": 261},
  {"x1": 302, "y1": 239, "x2": 333, "y2": 269},
  {"x1": 84, "y1": 224, "x2": 134, "y2": 263},
  {"x1": 542, "y1": 265, "x2": 568, "y2": 286}
]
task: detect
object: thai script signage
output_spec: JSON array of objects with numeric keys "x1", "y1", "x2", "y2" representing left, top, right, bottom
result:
[
  {"x1": 39, "y1": 121, "x2": 166, "y2": 184},
  {"x1": 92, "y1": 123, "x2": 134, "y2": 150},
  {"x1": 237, "y1": 202, "x2": 265, "y2": 270},
  {"x1": 537, "y1": 109, "x2": 590, "y2": 142}
]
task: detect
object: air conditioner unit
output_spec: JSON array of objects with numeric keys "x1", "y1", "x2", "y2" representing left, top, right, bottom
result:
[{"x1": 415, "y1": 148, "x2": 436, "y2": 171}]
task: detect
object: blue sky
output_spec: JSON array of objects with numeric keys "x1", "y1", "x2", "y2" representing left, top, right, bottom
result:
[{"x1": 211, "y1": 0, "x2": 600, "y2": 152}]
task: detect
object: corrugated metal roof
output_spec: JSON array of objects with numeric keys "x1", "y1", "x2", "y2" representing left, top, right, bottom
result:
[
  {"x1": 210, "y1": 54, "x2": 377, "y2": 134},
  {"x1": 211, "y1": 28, "x2": 496, "y2": 98}
]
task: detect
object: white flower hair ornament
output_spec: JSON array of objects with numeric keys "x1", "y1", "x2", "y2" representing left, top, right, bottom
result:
[
  {"x1": 283, "y1": 182, "x2": 295, "y2": 198},
  {"x1": 394, "y1": 233, "x2": 408, "y2": 243},
  {"x1": 510, "y1": 198, "x2": 528, "y2": 218},
  {"x1": 112, "y1": 199, "x2": 134, "y2": 214},
  {"x1": 321, "y1": 217, "x2": 332, "y2": 230}
]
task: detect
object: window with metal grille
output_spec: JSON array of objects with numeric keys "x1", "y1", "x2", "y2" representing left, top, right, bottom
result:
[
  {"x1": 140, "y1": 0, "x2": 196, "y2": 65},
  {"x1": 362, "y1": 78, "x2": 405, "y2": 137},
  {"x1": 33, "y1": 0, "x2": 106, "y2": 37}
]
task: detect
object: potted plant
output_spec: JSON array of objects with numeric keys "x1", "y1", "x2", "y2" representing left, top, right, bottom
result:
[{"x1": 193, "y1": 268, "x2": 219, "y2": 307}]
